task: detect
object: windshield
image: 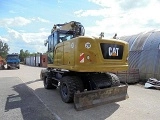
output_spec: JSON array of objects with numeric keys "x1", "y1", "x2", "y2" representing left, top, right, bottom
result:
[
  {"x1": 7, "y1": 55, "x2": 19, "y2": 59},
  {"x1": 59, "y1": 33, "x2": 74, "y2": 42}
]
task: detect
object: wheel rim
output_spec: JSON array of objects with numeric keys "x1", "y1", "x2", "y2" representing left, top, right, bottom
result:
[{"x1": 61, "y1": 83, "x2": 68, "y2": 98}]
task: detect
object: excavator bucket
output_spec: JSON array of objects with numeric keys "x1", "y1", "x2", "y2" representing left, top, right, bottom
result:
[{"x1": 74, "y1": 85, "x2": 128, "y2": 111}]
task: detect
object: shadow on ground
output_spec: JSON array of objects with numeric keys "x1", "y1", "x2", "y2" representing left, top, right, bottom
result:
[
  {"x1": 3, "y1": 77, "x2": 55, "y2": 120},
  {"x1": 33, "y1": 87, "x2": 120, "y2": 120},
  {"x1": 3, "y1": 77, "x2": 121, "y2": 120}
]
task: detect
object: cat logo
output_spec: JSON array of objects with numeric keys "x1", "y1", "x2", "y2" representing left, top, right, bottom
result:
[{"x1": 109, "y1": 47, "x2": 119, "y2": 56}]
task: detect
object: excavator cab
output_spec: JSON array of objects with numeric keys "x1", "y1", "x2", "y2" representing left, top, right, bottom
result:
[
  {"x1": 47, "y1": 30, "x2": 74, "y2": 64},
  {"x1": 49, "y1": 30, "x2": 74, "y2": 45},
  {"x1": 46, "y1": 21, "x2": 85, "y2": 64},
  {"x1": 47, "y1": 21, "x2": 85, "y2": 51}
]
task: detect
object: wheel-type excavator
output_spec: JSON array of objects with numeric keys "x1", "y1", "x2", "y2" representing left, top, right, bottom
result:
[{"x1": 40, "y1": 21, "x2": 129, "y2": 110}]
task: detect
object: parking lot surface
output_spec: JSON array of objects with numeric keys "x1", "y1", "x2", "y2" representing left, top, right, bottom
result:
[{"x1": 0, "y1": 65, "x2": 159, "y2": 120}]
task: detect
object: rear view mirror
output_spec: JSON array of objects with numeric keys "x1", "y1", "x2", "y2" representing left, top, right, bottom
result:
[{"x1": 44, "y1": 40, "x2": 48, "y2": 46}]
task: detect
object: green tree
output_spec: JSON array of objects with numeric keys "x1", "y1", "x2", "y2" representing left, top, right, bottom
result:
[
  {"x1": 19, "y1": 49, "x2": 24, "y2": 62},
  {"x1": 0, "y1": 40, "x2": 9, "y2": 58},
  {"x1": 24, "y1": 50, "x2": 30, "y2": 57},
  {"x1": 19, "y1": 49, "x2": 30, "y2": 62}
]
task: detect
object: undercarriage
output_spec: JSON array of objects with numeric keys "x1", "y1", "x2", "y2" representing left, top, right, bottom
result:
[{"x1": 41, "y1": 68, "x2": 128, "y2": 110}]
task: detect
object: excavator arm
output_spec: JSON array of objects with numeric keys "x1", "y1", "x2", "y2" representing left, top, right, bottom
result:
[{"x1": 51, "y1": 21, "x2": 85, "y2": 37}]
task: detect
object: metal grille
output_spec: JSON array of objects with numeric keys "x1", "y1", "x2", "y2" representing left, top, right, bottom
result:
[
  {"x1": 127, "y1": 35, "x2": 139, "y2": 50},
  {"x1": 128, "y1": 51, "x2": 141, "y2": 69},
  {"x1": 143, "y1": 32, "x2": 160, "y2": 50},
  {"x1": 131, "y1": 32, "x2": 151, "y2": 51},
  {"x1": 120, "y1": 30, "x2": 160, "y2": 81}
]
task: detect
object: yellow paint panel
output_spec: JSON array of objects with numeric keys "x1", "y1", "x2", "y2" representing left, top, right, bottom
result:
[{"x1": 50, "y1": 36, "x2": 129, "y2": 72}]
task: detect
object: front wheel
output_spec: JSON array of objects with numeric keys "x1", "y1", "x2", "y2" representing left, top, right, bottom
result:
[
  {"x1": 7, "y1": 66, "x2": 10, "y2": 69},
  {"x1": 60, "y1": 76, "x2": 84, "y2": 103},
  {"x1": 2, "y1": 65, "x2": 5, "y2": 70}
]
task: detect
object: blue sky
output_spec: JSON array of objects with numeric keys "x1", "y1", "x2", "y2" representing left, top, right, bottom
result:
[{"x1": 0, "y1": 0, "x2": 160, "y2": 54}]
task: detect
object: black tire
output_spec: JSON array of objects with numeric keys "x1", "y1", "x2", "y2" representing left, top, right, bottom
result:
[
  {"x1": 91, "y1": 73, "x2": 112, "y2": 89},
  {"x1": 43, "y1": 77, "x2": 57, "y2": 89},
  {"x1": 17, "y1": 66, "x2": 20, "y2": 69},
  {"x1": 60, "y1": 76, "x2": 84, "y2": 103},
  {"x1": 108, "y1": 73, "x2": 120, "y2": 86},
  {"x1": 2, "y1": 65, "x2": 5, "y2": 70},
  {"x1": 40, "y1": 69, "x2": 47, "y2": 80},
  {"x1": 40, "y1": 70, "x2": 44, "y2": 80},
  {"x1": 7, "y1": 66, "x2": 10, "y2": 69}
]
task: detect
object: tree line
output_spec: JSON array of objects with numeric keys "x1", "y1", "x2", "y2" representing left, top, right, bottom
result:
[
  {"x1": 0, "y1": 40, "x2": 9, "y2": 58},
  {"x1": 0, "y1": 40, "x2": 41, "y2": 62}
]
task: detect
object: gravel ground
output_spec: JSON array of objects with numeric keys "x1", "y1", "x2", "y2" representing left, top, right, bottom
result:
[{"x1": 0, "y1": 64, "x2": 160, "y2": 120}]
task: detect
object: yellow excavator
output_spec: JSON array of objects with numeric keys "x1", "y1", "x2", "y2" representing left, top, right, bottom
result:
[{"x1": 40, "y1": 21, "x2": 129, "y2": 110}]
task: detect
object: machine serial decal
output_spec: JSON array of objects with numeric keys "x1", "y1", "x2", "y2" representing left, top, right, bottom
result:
[
  {"x1": 85, "y1": 42, "x2": 91, "y2": 49},
  {"x1": 80, "y1": 53, "x2": 84, "y2": 63},
  {"x1": 71, "y1": 43, "x2": 74, "y2": 48}
]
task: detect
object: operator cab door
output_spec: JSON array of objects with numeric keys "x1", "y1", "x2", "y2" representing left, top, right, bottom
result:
[
  {"x1": 54, "y1": 31, "x2": 64, "y2": 65},
  {"x1": 47, "y1": 34, "x2": 54, "y2": 64},
  {"x1": 56, "y1": 30, "x2": 75, "y2": 66},
  {"x1": 47, "y1": 32, "x2": 59, "y2": 65},
  {"x1": 54, "y1": 30, "x2": 75, "y2": 66}
]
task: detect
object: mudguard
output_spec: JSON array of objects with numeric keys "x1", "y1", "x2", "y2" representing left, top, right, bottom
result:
[{"x1": 74, "y1": 85, "x2": 128, "y2": 111}]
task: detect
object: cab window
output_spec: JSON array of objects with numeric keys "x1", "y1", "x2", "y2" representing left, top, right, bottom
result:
[{"x1": 48, "y1": 34, "x2": 53, "y2": 52}]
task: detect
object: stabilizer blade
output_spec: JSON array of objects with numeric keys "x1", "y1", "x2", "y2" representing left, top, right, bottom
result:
[{"x1": 74, "y1": 85, "x2": 128, "y2": 111}]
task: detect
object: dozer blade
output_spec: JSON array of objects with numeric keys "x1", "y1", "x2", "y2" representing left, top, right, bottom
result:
[{"x1": 74, "y1": 85, "x2": 128, "y2": 111}]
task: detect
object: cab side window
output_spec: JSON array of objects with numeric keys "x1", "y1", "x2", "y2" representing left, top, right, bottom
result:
[
  {"x1": 54, "y1": 32, "x2": 58, "y2": 46},
  {"x1": 48, "y1": 34, "x2": 54, "y2": 52}
]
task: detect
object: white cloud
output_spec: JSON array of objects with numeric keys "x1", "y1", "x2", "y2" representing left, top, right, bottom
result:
[
  {"x1": 7, "y1": 28, "x2": 22, "y2": 39},
  {"x1": 34, "y1": 45, "x2": 47, "y2": 53},
  {"x1": 88, "y1": 0, "x2": 119, "y2": 8},
  {"x1": 0, "y1": 17, "x2": 50, "y2": 28},
  {"x1": 75, "y1": 0, "x2": 160, "y2": 37},
  {"x1": 0, "y1": 36, "x2": 9, "y2": 42},
  {"x1": 0, "y1": 16, "x2": 50, "y2": 53},
  {"x1": 74, "y1": 9, "x2": 109, "y2": 17},
  {"x1": 21, "y1": 32, "x2": 48, "y2": 44},
  {"x1": 31, "y1": 17, "x2": 50, "y2": 23},
  {"x1": 39, "y1": 28, "x2": 48, "y2": 32},
  {"x1": 7, "y1": 28, "x2": 48, "y2": 44},
  {"x1": 7, "y1": 28, "x2": 49, "y2": 53},
  {"x1": 0, "y1": 17, "x2": 31, "y2": 27},
  {"x1": 37, "y1": 17, "x2": 50, "y2": 23}
]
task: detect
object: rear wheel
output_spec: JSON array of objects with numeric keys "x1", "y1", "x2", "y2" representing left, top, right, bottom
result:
[
  {"x1": 60, "y1": 76, "x2": 84, "y2": 103},
  {"x1": 108, "y1": 73, "x2": 120, "y2": 86},
  {"x1": 43, "y1": 77, "x2": 57, "y2": 89},
  {"x1": 91, "y1": 73, "x2": 112, "y2": 89}
]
